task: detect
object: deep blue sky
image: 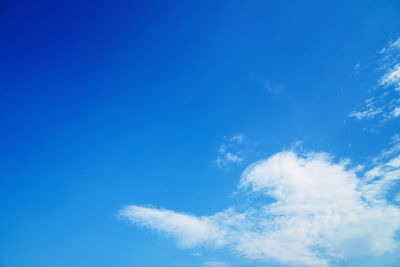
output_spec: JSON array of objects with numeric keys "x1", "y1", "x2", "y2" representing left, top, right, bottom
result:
[{"x1": 1, "y1": 1, "x2": 400, "y2": 266}]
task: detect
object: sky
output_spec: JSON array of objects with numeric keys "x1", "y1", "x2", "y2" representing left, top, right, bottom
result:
[{"x1": 1, "y1": 1, "x2": 400, "y2": 266}]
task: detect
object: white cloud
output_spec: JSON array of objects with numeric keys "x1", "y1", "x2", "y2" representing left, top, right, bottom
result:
[
  {"x1": 391, "y1": 37, "x2": 400, "y2": 49},
  {"x1": 224, "y1": 152, "x2": 243, "y2": 163},
  {"x1": 218, "y1": 144, "x2": 227, "y2": 154},
  {"x1": 388, "y1": 36, "x2": 400, "y2": 50},
  {"x1": 391, "y1": 107, "x2": 400, "y2": 117},
  {"x1": 228, "y1": 134, "x2": 245, "y2": 144},
  {"x1": 119, "y1": 150, "x2": 400, "y2": 267},
  {"x1": 380, "y1": 63, "x2": 400, "y2": 88},
  {"x1": 202, "y1": 261, "x2": 231, "y2": 267},
  {"x1": 120, "y1": 36, "x2": 400, "y2": 267},
  {"x1": 395, "y1": 193, "x2": 400, "y2": 203},
  {"x1": 349, "y1": 36, "x2": 400, "y2": 121},
  {"x1": 216, "y1": 134, "x2": 246, "y2": 168},
  {"x1": 118, "y1": 205, "x2": 227, "y2": 248},
  {"x1": 349, "y1": 105, "x2": 382, "y2": 120},
  {"x1": 216, "y1": 153, "x2": 243, "y2": 168},
  {"x1": 349, "y1": 98, "x2": 383, "y2": 120},
  {"x1": 362, "y1": 136, "x2": 400, "y2": 204},
  {"x1": 375, "y1": 134, "x2": 400, "y2": 160}
]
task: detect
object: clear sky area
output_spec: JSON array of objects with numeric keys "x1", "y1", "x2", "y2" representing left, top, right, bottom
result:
[{"x1": 1, "y1": 1, "x2": 400, "y2": 266}]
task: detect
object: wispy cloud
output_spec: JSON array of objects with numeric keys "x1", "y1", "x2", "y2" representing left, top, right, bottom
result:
[
  {"x1": 119, "y1": 149, "x2": 400, "y2": 267},
  {"x1": 379, "y1": 63, "x2": 400, "y2": 89},
  {"x1": 391, "y1": 106, "x2": 400, "y2": 117},
  {"x1": 118, "y1": 205, "x2": 227, "y2": 248},
  {"x1": 216, "y1": 134, "x2": 245, "y2": 168},
  {"x1": 349, "y1": 36, "x2": 400, "y2": 121},
  {"x1": 349, "y1": 98, "x2": 383, "y2": 120},
  {"x1": 228, "y1": 134, "x2": 244, "y2": 144},
  {"x1": 262, "y1": 81, "x2": 283, "y2": 96},
  {"x1": 395, "y1": 193, "x2": 400, "y2": 203},
  {"x1": 202, "y1": 261, "x2": 231, "y2": 267},
  {"x1": 250, "y1": 74, "x2": 283, "y2": 97},
  {"x1": 362, "y1": 135, "x2": 400, "y2": 204}
]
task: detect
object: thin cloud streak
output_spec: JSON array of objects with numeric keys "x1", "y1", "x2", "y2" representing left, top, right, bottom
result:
[
  {"x1": 202, "y1": 261, "x2": 231, "y2": 267},
  {"x1": 350, "y1": 36, "x2": 400, "y2": 121}
]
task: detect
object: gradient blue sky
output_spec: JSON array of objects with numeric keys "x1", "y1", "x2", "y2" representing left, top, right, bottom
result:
[{"x1": 1, "y1": 1, "x2": 400, "y2": 266}]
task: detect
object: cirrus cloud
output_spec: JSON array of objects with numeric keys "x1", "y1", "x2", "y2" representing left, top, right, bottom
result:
[{"x1": 350, "y1": 36, "x2": 400, "y2": 121}]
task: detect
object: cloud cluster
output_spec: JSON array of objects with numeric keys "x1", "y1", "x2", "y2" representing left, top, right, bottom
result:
[
  {"x1": 119, "y1": 150, "x2": 400, "y2": 266},
  {"x1": 118, "y1": 36, "x2": 400, "y2": 267}
]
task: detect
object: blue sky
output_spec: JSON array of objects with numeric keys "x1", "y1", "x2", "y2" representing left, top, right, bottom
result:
[{"x1": 1, "y1": 1, "x2": 400, "y2": 266}]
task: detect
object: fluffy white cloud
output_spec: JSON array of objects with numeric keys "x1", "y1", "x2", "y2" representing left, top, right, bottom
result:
[{"x1": 119, "y1": 150, "x2": 400, "y2": 267}]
